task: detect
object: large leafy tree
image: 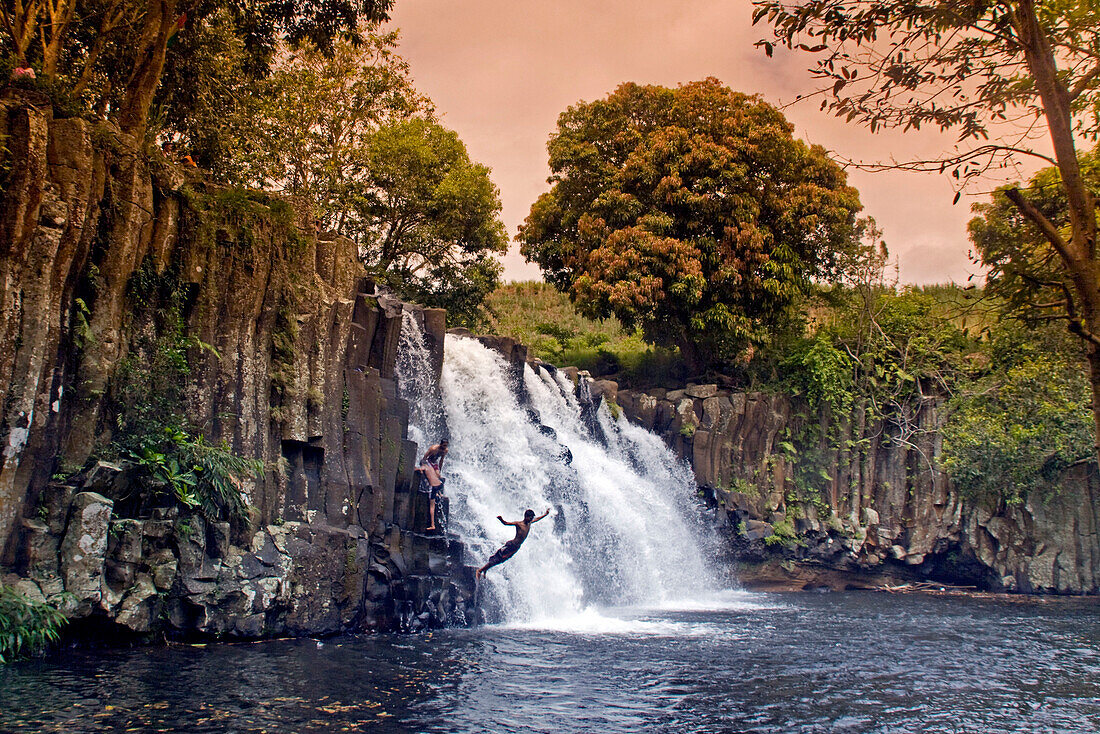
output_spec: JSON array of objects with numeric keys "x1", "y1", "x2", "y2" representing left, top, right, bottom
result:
[
  {"x1": 206, "y1": 39, "x2": 507, "y2": 326},
  {"x1": 191, "y1": 31, "x2": 431, "y2": 205},
  {"x1": 754, "y1": 0, "x2": 1100, "y2": 458},
  {"x1": 355, "y1": 119, "x2": 508, "y2": 326},
  {"x1": 1, "y1": 0, "x2": 394, "y2": 134},
  {"x1": 518, "y1": 78, "x2": 862, "y2": 373}
]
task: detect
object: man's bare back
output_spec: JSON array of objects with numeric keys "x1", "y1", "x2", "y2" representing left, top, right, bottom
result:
[{"x1": 476, "y1": 508, "x2": 550, "y2": 579}]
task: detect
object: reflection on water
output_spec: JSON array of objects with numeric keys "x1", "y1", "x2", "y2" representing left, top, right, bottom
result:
[{"x1": 2, "y1": 592, "x2": 1098, "y2": 733}]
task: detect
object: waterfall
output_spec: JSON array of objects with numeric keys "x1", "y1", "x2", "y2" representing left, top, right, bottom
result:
[
  {"x1": 397, "y1": 315, "x2": 720, "y2": 626},
  {"x1": 396, "y1": 311, "x2": 447, "y2": 451}
]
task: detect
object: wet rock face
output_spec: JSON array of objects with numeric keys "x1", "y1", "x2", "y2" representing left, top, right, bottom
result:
[
  {"x1": 618, "y1": 385, "x2": 1100, "y2": 594},
  {"x1": 0, "y1": 97, "x2": 475, "y2": 637}
]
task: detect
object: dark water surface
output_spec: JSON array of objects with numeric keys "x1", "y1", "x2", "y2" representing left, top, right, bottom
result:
[{"x1": 2, "y1": 591, "x2": 1098, "y2": 733}]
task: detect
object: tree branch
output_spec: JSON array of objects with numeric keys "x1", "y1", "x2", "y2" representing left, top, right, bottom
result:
[{"x1": 1004, "y1": 187, "x2": 1076, "y2": 264}]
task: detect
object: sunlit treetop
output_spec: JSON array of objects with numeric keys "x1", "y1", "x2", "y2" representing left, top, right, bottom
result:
[{"x1": 520, "y1": 78, "x2": 864, "y2": 373}]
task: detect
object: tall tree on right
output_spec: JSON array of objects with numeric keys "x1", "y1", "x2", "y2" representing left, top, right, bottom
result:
[{"x1": 755, "y1": 0, "x2": 1100, "y2": 458}]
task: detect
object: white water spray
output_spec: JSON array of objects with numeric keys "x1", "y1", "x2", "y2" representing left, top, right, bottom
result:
[{"x1": 397, "y1": 316, "x2": 721, "y2": 626}]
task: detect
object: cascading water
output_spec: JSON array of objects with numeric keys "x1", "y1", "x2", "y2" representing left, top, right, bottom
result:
[
  {"x1": 397, "y1": 315, "x2": 722, "y2": 626},
  {"x1": 396, "y1": 311, "x2": 447, "y2": 452}
]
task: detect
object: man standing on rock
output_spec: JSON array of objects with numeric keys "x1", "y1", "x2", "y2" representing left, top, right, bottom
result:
[
  {"x1": 476, "y1": 508, "x2": 550, "y2": 579},
  {"x1": 416, "y1": 439, "x2": 448, "y2": 531}
]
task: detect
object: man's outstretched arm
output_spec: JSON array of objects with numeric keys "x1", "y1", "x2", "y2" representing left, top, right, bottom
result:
[
  {"x1": 497, "y1": 515, "x2": 517, "y2": 526},
  {"x1": 531, "y1": 509, "x2": 551, "y2": 523}
]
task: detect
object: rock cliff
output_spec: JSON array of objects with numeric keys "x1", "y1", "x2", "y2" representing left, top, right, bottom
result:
[
  {"x1": 608, "y1": 381, "x2": 1100, "y2": 594},
  {"x1": 0, "y1": 91, "x2": 475, "y2": 637}
]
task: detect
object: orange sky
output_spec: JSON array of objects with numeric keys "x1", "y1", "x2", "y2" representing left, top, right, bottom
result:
[{"x1": 387, "y1": 0, "x2": 1032, "y2": 285}]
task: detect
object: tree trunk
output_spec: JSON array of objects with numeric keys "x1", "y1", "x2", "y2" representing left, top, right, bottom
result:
[
  {"x1": 41, "y1": 0, "x2": 77, "y2": 77},
  {"x1": 1088, "y1": 345, "x2": 1100, "y2": 462},
  {"x1": 115, "y1": 0, "x2": 179, "y2": 135},
  {"x1": 1010, "y1": 0, "x2": 1100, "y2": 463},
  {"x1": 676, "y1": 330, "x2": 705, "y2": 377}
]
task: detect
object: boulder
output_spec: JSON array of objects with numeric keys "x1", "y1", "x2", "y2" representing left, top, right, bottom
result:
[
  {"x1": 591, "y1": 379, "x2": 619, "y2": 404},
  {"x1": 59, "y1": 492, "x2": 114, "y2": 611},
  {"x1": 685, "y1": 384, "x2": 719, "y2": 399}
]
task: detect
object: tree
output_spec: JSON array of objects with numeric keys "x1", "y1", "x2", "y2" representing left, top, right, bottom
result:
[
  {"x1": 355, "y1": 119, "x2": 508, "y2": 326},
  {"x1": 970, "y1": 150, "x2": 1100, "y2": 331},
  {"x1": 518, "y1": 78, "x2": 863, "y2": 373},
  {"x1": 179, "y1": 30, "x2": 430, "y2": 194},
  {"x1": 942, "y1": 322, "x2": 1094, "y2": 504},
  {"x1": 1, "y1": 0, "x2": 394, "y2": 134},
  {"x1": 754, "y1": 0, "x2": 1100, "y2": 458},
  {"x1": 202, "y1": 38, "x2": 507, "y2": 326}
]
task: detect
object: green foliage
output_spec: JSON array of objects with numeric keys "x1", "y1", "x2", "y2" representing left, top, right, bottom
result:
[
  {"x1": 758, "y1": 278, "x2": 980, "y2": 506},
  {"x1": 970, "y1": 151, "x2": 1100, "y2": 334},
  {"x1": 0, "y1": 585, "x2": 67, "y2": 664},
  {"x1": 758, "y1": 274, "x2": 1091, "y2": 506},
  {"x1": 942, "y1": 324, "x2": 1093, "y2": 504},
  {"x1": 764, "y1": 517, "x2": 800, "y2": 547},
  {"x1": 727, "y1": 477, "x2": 761, "y2": 499},
  {"x1": 190, "y1": 33, "x2": 505, "y2": 327},
  {"x1": 604, "y1": 398, "x2": 622, "y2": 421},
  {"x1": 124, "y1": 429, "x2": 260, "y2": 521},
  {"x1": 519, "y1": 78, "x2": 863, "y2": 373},
  {"x1": 0, "y1": 56, "x2": 85, "y2": 118},
  {"x1": 72, "y1": 297, "x2": 92, "y2": 350},
  {"x1": 1, "y1": 0, "x2": 393, "y2": 134},
  {"x1": 113, "y1": 258, "x2": 203, "y2": 446},
  {"x1": 107, "y1": 255, "x2": 258, "y2": 522},
  {"x1": 360, "y1": 121, "x2": 507, "y2": 327},
  {"x1": 203, "y1": 31, "x2": 430, "y2": 194},
  {"x1": 486, "y1": 282, "x2": 686, "y2": 386},
  {"x1": 756, "y1": 1, "x2": 1100, "y2": 460}
]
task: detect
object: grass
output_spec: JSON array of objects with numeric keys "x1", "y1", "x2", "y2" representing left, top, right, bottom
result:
[
  {"x1": 485, "y1": 282, "x2": 686, "y2": 386},
  {"x1": 485, "y1": 281, "x2": 994, "y2": 389}
]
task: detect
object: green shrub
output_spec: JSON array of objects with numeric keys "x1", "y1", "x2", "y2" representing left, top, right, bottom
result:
[
  {"x1": 0, "y1": 585, "x2": 67, "y2": 663},
  {"x1": 125, "y1": 428, "x2": 261, "y2": 522},
  {"x1": 942, "y1": 324, "x2": 1093, "y2": 503},
  {"x1": 764, "y1": 517, "x2": 800, "y2": 547}
]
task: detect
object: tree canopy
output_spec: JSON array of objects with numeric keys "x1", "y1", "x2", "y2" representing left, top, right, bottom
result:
[
  {"x1": 205, "y1": 38, "x2": 507, "y2": 326},
  {"x1": 356, "y1": 118, "x2": 507, "y2": 325},
  {"x1": 519, "y1": 78, "x2": 863, "y2": 373},
  {"x1": 970, "y1": 150, "x2": 1100, "y2": 331},
  {"x1": 1, "y1": 0, "x2": 394, "y2": 133},
  {"x1": 754, "y1": 0, "x2": 1100, "y2": 459}
]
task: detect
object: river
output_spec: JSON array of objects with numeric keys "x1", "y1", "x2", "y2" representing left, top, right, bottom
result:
[{"x1": 2, "y1": 591, "x2": 1098, "y2": 733}]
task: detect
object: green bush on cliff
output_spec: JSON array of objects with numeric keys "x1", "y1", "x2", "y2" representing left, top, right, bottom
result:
[
  {"x1": 124, "y1": 430, "x2": 261, "y2": 522},
  {"x1": 942, "y1": 324, "x2": 1094, "y2": 504},
  {"x1": 104, "y1": 256, "x2": 260, "y2": 522},
  {"x1": 0, "y1": 585, "x2": 67, "y2": 664}
]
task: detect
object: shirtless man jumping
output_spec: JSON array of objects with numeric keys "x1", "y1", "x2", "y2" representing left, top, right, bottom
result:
[{"x1": 475, "y1": 508, "x2": 550, "y2": 579}]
